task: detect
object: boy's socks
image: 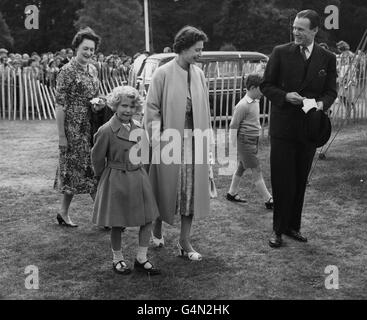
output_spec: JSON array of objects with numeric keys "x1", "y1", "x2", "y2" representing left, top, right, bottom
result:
[
  {"x1": 228, "y1": 173, "x2": 241, "y2": 195},
  {"x1": 112, "y1": 249, "x2": 124, "y2": 264},
  {"x1": 136, "y1": 246, "x2": 148, "y2": 263}
]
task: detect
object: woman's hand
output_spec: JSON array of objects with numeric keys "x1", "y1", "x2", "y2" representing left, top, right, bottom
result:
[
  {"x1": 91, "y1": 96, "x2": 106, "y2": 113},
  {"x1": 59, "y1": 135, "x2": 68, "y2": 149}
]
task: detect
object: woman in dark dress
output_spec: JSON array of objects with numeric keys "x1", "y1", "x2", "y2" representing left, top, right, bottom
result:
[{"x1": 54, "y1": 27, "x2": 105, "y2": 227}]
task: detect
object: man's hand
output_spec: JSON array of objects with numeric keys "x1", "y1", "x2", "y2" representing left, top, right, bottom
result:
[
  {"x1": 316, "y1": 101, "x2": 324, "y2": 110},
  {"x1": 59, "y1": 136, "x2": 68, "y2": 149},
  {"x1": 285, "y1": 92, "x2": 305, "y2": 105}
]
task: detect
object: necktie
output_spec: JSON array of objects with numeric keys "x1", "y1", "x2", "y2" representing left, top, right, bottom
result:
[{"x1": 300, "y1": 46, "x2": 308, "y2": 61}]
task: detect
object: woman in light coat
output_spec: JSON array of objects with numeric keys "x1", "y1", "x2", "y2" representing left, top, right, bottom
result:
[{"x1": 144, "y1": 26, "x2": 211, "y2": 261}]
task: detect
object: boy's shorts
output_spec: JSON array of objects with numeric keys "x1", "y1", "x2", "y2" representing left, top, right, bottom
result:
[{"x1": 235, "y1": 135, "x2": 260, "y2": 176}]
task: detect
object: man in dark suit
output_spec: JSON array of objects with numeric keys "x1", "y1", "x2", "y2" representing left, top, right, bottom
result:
[{"x1": 260, "y1": 9, "x2": 337, "y2": 248}]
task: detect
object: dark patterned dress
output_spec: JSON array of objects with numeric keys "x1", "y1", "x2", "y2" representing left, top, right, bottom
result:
[{"x1": 54, "y1": 58, "x2": 99, "y2": 194}]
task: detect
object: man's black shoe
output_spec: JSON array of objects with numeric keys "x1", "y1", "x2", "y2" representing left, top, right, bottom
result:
[
  {"x1": 284, "y1": 230, "x2": 308, "y2": 242},
  {"x1": 268, "y1": 233, "x2": 282, "y2": 248}
]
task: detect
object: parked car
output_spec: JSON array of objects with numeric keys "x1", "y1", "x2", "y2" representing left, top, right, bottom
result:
[{"x1": 135, "y1": 51, "x2": 269, "y2": 126}]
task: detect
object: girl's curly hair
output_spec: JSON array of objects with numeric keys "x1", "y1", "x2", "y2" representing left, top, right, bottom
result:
[{"x1": 106, "y1": 85, "x2": 143, "y2": 113}]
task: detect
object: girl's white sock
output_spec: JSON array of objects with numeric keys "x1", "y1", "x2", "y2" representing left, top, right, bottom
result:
[
  {"x1": 136, "y1": 246, "x2": 148, "y2": 263},
  {"x1": 112, "y1": 249, "x2": 124, "y2": 264}
]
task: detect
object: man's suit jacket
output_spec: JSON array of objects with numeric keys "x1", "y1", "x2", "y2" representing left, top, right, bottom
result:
[{"x1": 260, "y1": 42, "x2": 337, "y2": 142}]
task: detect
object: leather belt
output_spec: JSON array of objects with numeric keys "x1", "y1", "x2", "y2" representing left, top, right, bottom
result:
[{"x1": 107, "y1": 160, "x2": 142, "y2": 172}]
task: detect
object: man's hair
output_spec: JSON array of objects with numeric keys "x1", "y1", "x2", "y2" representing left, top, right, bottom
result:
[
  {"x1": 296, "y1": 9, "x2": 320, "y2": 29},
  {"x1": 71, "y1": 27, "x2": 101, "y2": 51},
  {"x1": 245, "y1": 73, "x2": 263, "y2": 90},
  {"x1": 173, "y1": 26, "x2": 208, "y2": 54}
]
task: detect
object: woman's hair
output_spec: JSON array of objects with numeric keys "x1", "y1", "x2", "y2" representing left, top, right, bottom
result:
[
  {"x1": 106, "y1": 86, "x2": 143, "y2": 113},
  {"x1": 71, "y1": 27, "x2": 101, "y2": 51},
  {"x1": 173, "y1": 25, "x2": 208, "y2": 54}
]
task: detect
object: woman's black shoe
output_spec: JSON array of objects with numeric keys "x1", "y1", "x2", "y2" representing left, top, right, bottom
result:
[
  {"x1": 56, "y1": 214, "x2": 78, "y2": 227},
  {"x1": 134, "y1": 259, "x2": 161, "y2": 276}
]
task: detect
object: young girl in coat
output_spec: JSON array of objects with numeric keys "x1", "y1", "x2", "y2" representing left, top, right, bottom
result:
[{"x1": 91, "y1": 85, "x2": 161, "y2": 275}]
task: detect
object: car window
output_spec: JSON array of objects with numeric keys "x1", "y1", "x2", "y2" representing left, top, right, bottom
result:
[
  {"x1": 142, "y1": 60, "x2": 159, "y2": 83},
  {"x1": 242, "y1": 60, "x2": 266, "y2": 76},
  {"x1": 199, "y1": 60, "x2": 265, "y2": 78}
]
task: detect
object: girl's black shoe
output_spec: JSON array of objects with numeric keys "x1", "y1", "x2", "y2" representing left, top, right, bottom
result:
[
  {"x1": 113, "y1": 260, "x2": 131, "y2": 275},
  {"x1": 134, "y1": 259, "x2": 161, "y2": 276},
  {"x1": 56, "y1": 214, "x2": 78, "y2": 227}
]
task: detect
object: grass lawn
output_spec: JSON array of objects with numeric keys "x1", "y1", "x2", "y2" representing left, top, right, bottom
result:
[{"x1": 0, "y1": 120, "x2": 366, "y2": 300}]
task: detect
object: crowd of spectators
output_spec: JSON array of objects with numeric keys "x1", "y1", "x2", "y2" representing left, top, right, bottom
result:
[
  {"x1": 0, "y1": 47, "x2": 134, "y2": 87},
  {"x1": 0, "y1": 41, "x2": 365, "y2": 89}
]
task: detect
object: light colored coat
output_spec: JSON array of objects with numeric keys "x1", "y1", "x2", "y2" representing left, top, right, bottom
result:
[{"x1": 144, "y1": 58, "x2": 211, "y2": 225}]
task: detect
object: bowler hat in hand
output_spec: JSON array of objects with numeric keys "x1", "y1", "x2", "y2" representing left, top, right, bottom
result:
[{"x1": 304, "y1": 108, "x2": 331, "y2": 148}]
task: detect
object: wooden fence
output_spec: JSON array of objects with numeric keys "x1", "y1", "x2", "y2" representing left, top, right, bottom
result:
[
  {"x1": 0, "y1": 65, "x2": 129, "y2": 121},
  {"x1": 331, "y1": 51, "x2": 367, "y2": 127},
  {"x1": 97, "y1": 66, "x2": 129, "y2": 96},
  {"x1": 0, "y1": 68, "x2": 56, "y2": 121},
  {"x1": 1, "y1": 56, "x2": 366, "y2": 139},
  {"x1": 199, "y1": 56, "x2": 367, "y2": 138}
]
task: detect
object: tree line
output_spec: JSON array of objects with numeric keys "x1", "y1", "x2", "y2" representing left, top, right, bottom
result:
[{"x1": 0, "y1": 0, "x2": 366, "y2": 55}]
